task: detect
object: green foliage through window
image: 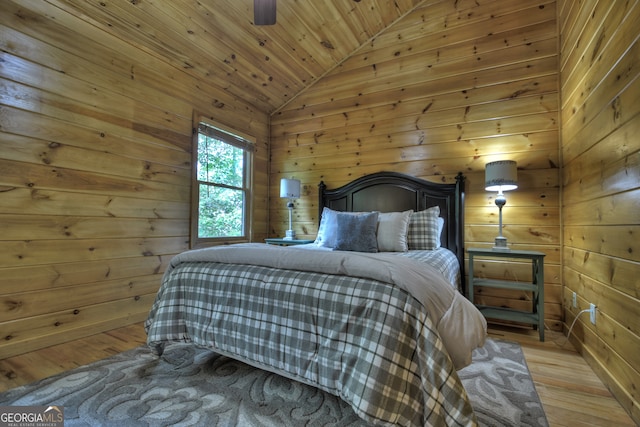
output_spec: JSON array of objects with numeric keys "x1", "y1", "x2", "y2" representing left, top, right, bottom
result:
[{"x1": 195, "y1": 123, "x2": 250, "y2": 239}]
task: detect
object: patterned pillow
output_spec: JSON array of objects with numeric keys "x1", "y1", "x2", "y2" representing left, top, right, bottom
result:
[
  {"x1": 376, "y1": 210, "x2": 413, "y2": 252},
  {"x1": 407, "y1": 206, "x2": 441, "y2": 250},
  {"x1": 334, "y1": 212, "x2": 379, "y2": 252}
]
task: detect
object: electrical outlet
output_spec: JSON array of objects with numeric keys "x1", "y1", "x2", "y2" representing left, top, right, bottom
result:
[
  {"x1": 590, "y1": 303, "x2": 596, "y2": 325},
  {"x1": 572, "y1": 292, "x2": 577, "y2": 308}
]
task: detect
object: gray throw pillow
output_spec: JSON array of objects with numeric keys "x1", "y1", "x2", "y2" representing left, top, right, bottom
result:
[{"x1": 334, "y1": 212, "x2": 379, "y2": 252}]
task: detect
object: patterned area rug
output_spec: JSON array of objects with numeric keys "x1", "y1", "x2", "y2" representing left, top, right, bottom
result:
[
  {"x1": 0, "y1": 338, "x2": 547, "y2": 426},
  {"x1": 458, "y1": 339, "x2": 549, "y2": 427}
]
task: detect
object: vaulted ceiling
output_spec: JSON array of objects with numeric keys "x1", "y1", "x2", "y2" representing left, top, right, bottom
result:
[{"x1": 50, "y1": 0, "x2": 426, "y2": 114}]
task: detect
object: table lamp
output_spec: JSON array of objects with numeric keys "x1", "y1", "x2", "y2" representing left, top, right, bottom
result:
[
  {"x1": 485, "y1": 160, "x2": 518, "y2": 251},
  {"x1": 280, "y1": 178, "x2": 301, "y2": 240}
]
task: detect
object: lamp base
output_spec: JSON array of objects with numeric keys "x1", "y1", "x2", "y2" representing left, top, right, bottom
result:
[
  {"x1": 492, "y1": 236, "x2": 511, "y2": 251},
  {"x1": 283, "y1": 229, "x2": 296, "y2": 240}
]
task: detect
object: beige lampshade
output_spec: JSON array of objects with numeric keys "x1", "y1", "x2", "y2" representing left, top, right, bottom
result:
[{"x1": 485, "y1": 160, "x2": 518, "y2": 192}]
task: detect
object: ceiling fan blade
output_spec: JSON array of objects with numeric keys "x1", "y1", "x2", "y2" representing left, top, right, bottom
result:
[{"x1": 254, "y1": 0, "x2": 276, "y2": 25}]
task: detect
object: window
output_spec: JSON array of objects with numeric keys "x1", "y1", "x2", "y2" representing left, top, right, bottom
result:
[{"x1": 191, "y1": 121, "x2": 253, "y2": 246}]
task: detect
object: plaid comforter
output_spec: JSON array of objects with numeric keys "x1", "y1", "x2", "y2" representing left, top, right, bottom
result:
[
  {"x1": 145, "y1": 244, "x2": 483, "y2": 426},
  {"x1": 393, "y1": 248, "x2": 461, "y2": 290}
]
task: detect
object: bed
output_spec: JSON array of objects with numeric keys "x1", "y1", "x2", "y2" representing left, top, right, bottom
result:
[{"x1": 145, "y1": 171, "x2": 487, "y2": 426}]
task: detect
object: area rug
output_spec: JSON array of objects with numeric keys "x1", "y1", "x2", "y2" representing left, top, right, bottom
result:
[
  {"x1": 0, "y1": 338, "x2": 547, "y2": 426},
  {"x1": 457, "y1": 338, "x2": 548, "y2": 427}
]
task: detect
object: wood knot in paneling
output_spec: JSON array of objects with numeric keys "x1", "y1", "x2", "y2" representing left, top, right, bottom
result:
[
  {"x1": 3, "y1": 299, "x2": 23, "y2": 315},
  {"x1": 320, "y1": 40, "x2": 335, "y2": 49}
]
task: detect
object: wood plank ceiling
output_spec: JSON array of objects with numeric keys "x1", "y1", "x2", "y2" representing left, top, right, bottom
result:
[{"x1": 47, "y1": 0, "x2": 426, "y2": 114}]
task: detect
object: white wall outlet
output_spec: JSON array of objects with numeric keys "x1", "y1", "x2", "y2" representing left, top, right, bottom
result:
[
  {"x1": 572, "y1": 292, "x2": 577, "y2": 308},
  {"x1": 590, "y1": 303, "x2": 596, "y2": 325}
]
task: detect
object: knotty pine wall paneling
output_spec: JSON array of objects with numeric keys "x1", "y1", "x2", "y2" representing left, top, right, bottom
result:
[
  {"x1": 0, "y1": 1, "x2": 269, "y2": 358},
  {"x1": 559, "y1": 0, "x2": 640, "y2": 423},
  {"x1": 270, "y1": 0, "x2": 562, "y2": 329}
]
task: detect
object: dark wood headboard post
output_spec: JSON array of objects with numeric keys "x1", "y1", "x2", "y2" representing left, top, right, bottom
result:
[
  {"x1": 318, "y1": 172, "x2": 466, "y2": 295},
  {"x1": 318, "y1": 180, "x2": 327, "y2": 220}
]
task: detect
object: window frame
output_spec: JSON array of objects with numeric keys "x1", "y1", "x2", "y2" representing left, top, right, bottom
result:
[{"x1": 190, "y1": 117, "x2": 254, "y2": 248}]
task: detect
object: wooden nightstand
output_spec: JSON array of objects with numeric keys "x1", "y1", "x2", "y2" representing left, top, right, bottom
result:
[
  {"x1": 467, "y1": 248, "x2": 546, "y2": 341},
  {"x1": 264, "y1": 238, "x2": 315, "y2": 246}
]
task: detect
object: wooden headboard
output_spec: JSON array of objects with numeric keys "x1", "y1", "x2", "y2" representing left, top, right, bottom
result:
[{"x1": 318, "y1": 171, "x2": 466, "y2": 294}]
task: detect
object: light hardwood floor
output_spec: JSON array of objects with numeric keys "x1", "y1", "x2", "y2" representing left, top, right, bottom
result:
[{"x1": 0, "y1": 323, "x2": 636, "y2": 426}]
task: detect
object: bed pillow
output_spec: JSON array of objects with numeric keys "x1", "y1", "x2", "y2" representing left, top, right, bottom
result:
[
  {"x1": 314, "y1": 207, "x2": 340, "y2": 248},
  {"x1": 407, "y1": 206, "x2": 441, "y2": 250},
  {"x1": 334, "y1": 211, "x2": 379, "y2": 252},
  {"x1": 436, "y1": 216, "x2": 445, "y2": 248},
  {"x1": 376, "y1": 210, "x2": 413, "y2": 252}
]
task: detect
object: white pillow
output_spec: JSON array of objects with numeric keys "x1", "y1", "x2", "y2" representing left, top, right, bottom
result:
[
  {"x1": 436, "y1": 216, "x2": 444, "y2": 249},
  {"x1": 376, "y1": 210, "x2": 413, "y2": 252},
  {"x1": 314, "y1": 207, "x2": 339, "y2": 248}
]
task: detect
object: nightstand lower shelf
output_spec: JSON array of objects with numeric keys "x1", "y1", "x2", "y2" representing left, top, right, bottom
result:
[
  {"x1": 475, "y1": 305, "x2": 541, "y2": 325},
  {"x1": 472, "y1": 279, "x2": 538, "y2": 292}
]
